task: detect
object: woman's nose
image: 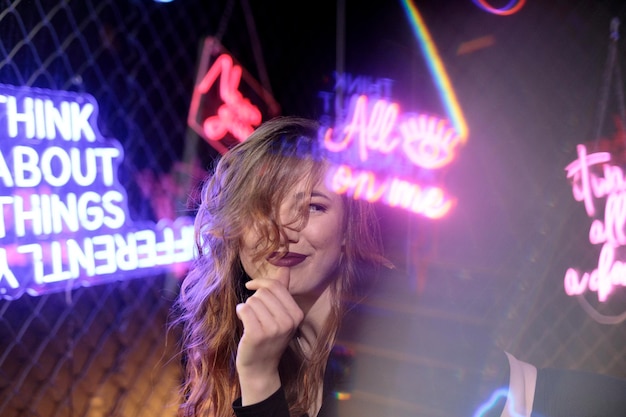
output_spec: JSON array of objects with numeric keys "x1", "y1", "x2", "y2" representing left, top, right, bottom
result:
[
  {"x1": 278, "y1": 204, "x2": 304, "y2": 245},
  {"x1": 281, "y1": 224, "x2": 300, "y2": 244}
]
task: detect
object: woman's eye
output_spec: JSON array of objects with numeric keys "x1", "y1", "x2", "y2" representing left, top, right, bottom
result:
[{"x1": 309, "y1": 203, "x2": 327, "y2": 213}]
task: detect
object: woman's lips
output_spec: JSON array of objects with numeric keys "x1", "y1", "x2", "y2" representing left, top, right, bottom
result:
[{"x1": 268, "y1": 252, "x2": 307, "y2": 267}]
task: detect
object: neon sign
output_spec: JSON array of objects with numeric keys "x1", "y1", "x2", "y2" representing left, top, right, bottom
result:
[
  {"x1": 317, "y1": 72, "x2": 395, "y2": 126},
  {"x1": 321, "y1": 94, "x2": 458, "y2": 218},
  {"x1": 471, "y1": 0, "x2": 526, "y2": 16},
  {"x1": 564, "y1": 144, "x2": 626, "y2": 302},
  {"x1": 0, "y1": 84, "x2": 195, "y2": 300},
  {"x1": 324, "y1": 94, "x2": 460, "y2": 169},
  {"x1": 188, "y1": 37, "x2": 280, "y2": 155},
  {"x1": 327, "y1": 165, "x2": 452, "y2": 218},
  {"x1": 472, "y1": 388, "x2": 524, "y2": 417}
]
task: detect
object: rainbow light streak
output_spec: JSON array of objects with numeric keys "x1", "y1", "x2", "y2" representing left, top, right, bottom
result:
[
  {"x1": 399, "y1": 0, "x2": 468, "y2": 143},
  {"x1": 473, "y1": 0, "x2": 526, "y2": 16},
  {"x1": 334, "y1": 392, "x2": 351, "y2": 400}
]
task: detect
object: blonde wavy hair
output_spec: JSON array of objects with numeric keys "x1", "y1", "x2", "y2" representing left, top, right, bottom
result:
[{"x1": 173, "y1": 116, "x2": 389, "y2": 417}]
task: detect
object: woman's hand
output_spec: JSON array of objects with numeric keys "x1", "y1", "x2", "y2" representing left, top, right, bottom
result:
[{"x1": 235, "y1": 267, "x2": 304, "y2": 405}]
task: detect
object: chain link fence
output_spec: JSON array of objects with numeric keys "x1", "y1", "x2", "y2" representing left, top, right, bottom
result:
[
  {"x1": 0, "y1": 1, "x2": 626, "y2": 417},
  {"x1": 0, "y1": 1, "x2": 222, "y2": 416}
]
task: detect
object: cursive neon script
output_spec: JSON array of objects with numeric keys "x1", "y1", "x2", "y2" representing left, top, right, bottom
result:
[
  {"x1": 327, "y1": 165, "x2": 453, "y2": 218},
  {"x1": 564, "y1": 144, "x2": 626, "y2": 301},
  {"x1": 196, "y1": 54, "x2": 262, "y2": 144},
  {"x1": 323, "y1": 94, "x2": 461, "y2": 170}
]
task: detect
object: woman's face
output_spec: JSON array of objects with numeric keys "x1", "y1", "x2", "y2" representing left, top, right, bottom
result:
[{"x1": 239, "y1": 175, "x2": 346, "y2": 299}]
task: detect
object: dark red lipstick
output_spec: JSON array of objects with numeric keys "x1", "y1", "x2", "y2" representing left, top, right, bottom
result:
[{"x1": 268, "y1": 252, "x2": 307, "y2": 267}]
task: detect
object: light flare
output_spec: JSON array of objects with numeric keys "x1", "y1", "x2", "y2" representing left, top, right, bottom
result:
[{"x1": 399, "y1": 0, "x2": 469, "y2": 143}]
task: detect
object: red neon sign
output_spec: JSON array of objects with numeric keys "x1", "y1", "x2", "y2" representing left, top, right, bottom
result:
[
  {"x1": 0, "y1": 84, "x2": 195, "y2": 300},
  {"x1": 197, "y1": 54, "x2": 261, "y2": 143},
  {"x1": 188, "y1": 37, "x2": 280, "y2": 154},
  {"x1": 321, "y1": 94, "x2": 460, "y2": 218},
  {"x1": 564, "y1": 144, "x2": 626, "y2": 302}
]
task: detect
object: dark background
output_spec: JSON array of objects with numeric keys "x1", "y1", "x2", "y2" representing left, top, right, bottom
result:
[{"x1": 1, "y1": 1, "x2": 626, "y2": 416}]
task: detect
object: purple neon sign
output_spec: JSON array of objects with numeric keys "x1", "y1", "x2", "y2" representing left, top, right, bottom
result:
[{"x1": 0, "y1": 84, "x2": 195, "y2": 300}]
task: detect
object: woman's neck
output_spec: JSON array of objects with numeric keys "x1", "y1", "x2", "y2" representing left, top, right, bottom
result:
[
  {"x1": 293, "y1": 285, "x2": 333, "y2": 356},
  {"x1": 293, "y1": 286, "x2": 336, "y2": 417}
]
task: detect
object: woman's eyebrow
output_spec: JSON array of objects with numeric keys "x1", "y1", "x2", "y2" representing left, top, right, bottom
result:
[
  {"x1": 311, "y1": 190, "x2": 331, "y2": 201},
  {"x1": 292, "y1": 190, "x2": 331, "y2": 201}
]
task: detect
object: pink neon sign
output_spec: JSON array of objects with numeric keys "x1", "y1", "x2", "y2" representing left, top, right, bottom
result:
[
  {"x1": 188, "y1": 37, "x2": 280, "y2": 155},
  {"x1": 564, "y1": 144, "x2": 626, "y2": 302},
  {"x1": 327, "y1": 165, "x2": 452, "y2": 218},
  {"x1": 321, "y1": 94, "x2": 460, "y2": 218},
  {"x1": 0, "y1": 84, "x2": 195, "y2": 300}
]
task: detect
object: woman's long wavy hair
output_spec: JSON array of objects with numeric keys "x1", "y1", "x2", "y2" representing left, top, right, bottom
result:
[{"x1": 173, "y1": 117, "x2": 390, "y2": 417}]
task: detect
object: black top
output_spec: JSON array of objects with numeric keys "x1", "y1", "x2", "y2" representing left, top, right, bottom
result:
[
  {"x1": 232, "y1": 348, "x2": 626, "y2": 417},
  {"x1": 232, "y1": 347, "x2": 341, "y2": 417},
  {"x1": 232, "y1": 388, "x2": 290, "y2": 417}
]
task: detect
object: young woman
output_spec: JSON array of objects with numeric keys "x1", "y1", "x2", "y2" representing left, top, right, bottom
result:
[
  {"x1": 174, "y1": 116, "x2": 391, "y2": 417},
  {"x1": 174, "y1": 116, "x2": 626, "y2": 417}
]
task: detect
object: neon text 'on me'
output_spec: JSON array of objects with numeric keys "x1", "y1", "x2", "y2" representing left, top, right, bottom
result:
[{"x1": 321, "y1": 94, "x2": 460, "y2": 218}]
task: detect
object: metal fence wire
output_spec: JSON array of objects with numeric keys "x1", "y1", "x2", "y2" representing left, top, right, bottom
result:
[
  {"x1": 0, "y1": 1, "x2": 221, "y2": 416},
  {"x1": 1, "y1": 1, "x2": 626, "y2": 417}
]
